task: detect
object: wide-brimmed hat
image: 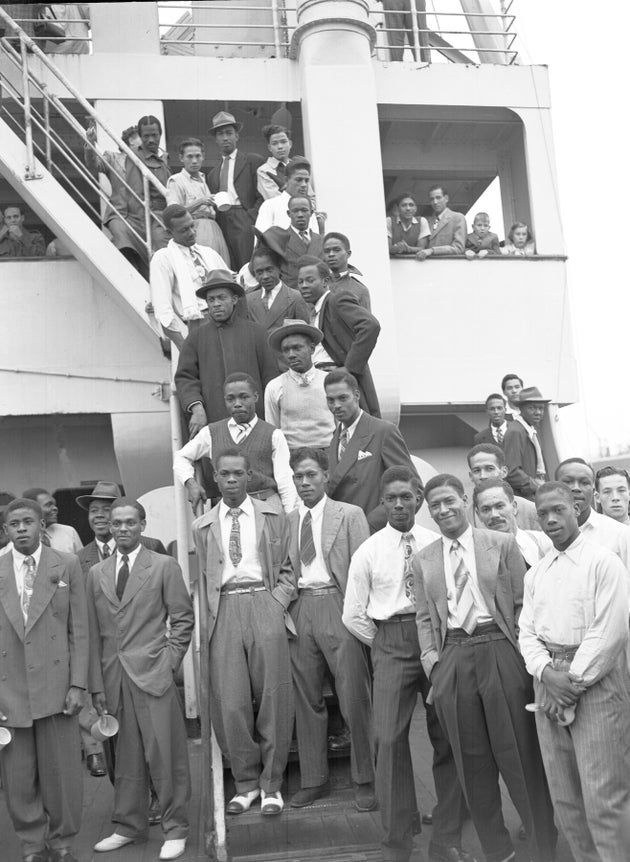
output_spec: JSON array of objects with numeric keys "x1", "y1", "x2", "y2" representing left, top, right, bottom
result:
[
  {"x1": 76, "y1": 481, "x2": 122, "y2": 510},
  {"x1": 268, "y1": 319, "x2": 323, "y2": 353},
  {"x1": 195, "y1": 269, "x2": 245, "y2": 299},
  {"x1": 518, "y1": 386, "x2": 551, "y2": 404},
  {"x1": 209, "y1": 111, "x2": 243, "y2": 134}
]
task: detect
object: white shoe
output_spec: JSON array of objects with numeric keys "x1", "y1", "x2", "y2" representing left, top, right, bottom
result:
[
  {"x1": 226, "y1": 788, "x2": 260, "y2": 814},
  {"x1": 260, "y1": 789, "x2": 284, "y2": 816},
  {"x1": 94, "y1": 832, "x2": 136, "y2": 852},
  {"x1": 159, "y1": 838, "x2": 187, "y2": 860}
]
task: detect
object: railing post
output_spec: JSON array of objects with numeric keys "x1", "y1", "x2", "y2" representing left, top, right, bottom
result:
[
  {"x1": 143, "y1": 174, "x2": 153, "y2": 258},
  {"x1": 271, "y1": 0, "x2": 282, "y2": 57},
  {"x1": 409, "y1": 0, "x2": 422, "y2": 63},
  {"x1": 43, "y1": 98, "x2": 52, "y2": 172},
  {"x1": 20, "y1": 35, "x2": 41, "y2": 180}
]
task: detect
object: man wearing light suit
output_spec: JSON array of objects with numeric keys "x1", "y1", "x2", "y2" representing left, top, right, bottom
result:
[
  {"x1": 413, "y1": 474, "x2": 556, "y2": 862},
  {"x1": 324, "y1": 369, "x2": 418, "y2": 526},
  {"x1": 416, "y1": 185, "x2": 466, "y2": 260},
  {"x1": 192, "y1": 450, "x2": 296, "y2": 816},
  {"x1": 0, "y1": 497, "x2": 88, "y2": 862},
  {"x1": 287, "y1": 447, "x2": 375, "y2": 811},
  {"x1": 88, "y1": 497, "x2": 194, "y2": 861}
]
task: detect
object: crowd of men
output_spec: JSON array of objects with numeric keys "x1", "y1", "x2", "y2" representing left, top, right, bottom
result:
[{"x1": 2, "y1": 105, "x2": 630, "y2": 862}]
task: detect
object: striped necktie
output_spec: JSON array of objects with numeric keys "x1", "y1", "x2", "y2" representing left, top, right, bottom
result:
[
  {"x1": 300, "y1": 511, "x2": 316, "y2": 568},
  {"x1": 338, "y1": 428, "x2": 349, "y2": 460},
  {"x1": 22, "y1": 555, "x2": 37, "y2": 619},
  {"x1": 450, "y1": 540, "x2": 478, "y2": 634}
]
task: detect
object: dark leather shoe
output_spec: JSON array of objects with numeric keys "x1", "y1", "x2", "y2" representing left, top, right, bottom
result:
[
  {"x1": 428, "y1": 845, "x2": 477, "y2": 862},
  {"x1": 24, "y1": 854, "x2": 48, "y2": 862},
  {"x1": 290, "y1": 782, "x2": 331, "y2": 808},
  {"x1": 422, "y1": 812, "x2": 433, "y2": 825},
  {"x1": 49, "y1": 851, "x2": 78, "y2": 862},
  {"x1": 354, "y1": 782, "x2": 377, "y2": 812},
  {"x1": 87, "y1": 752, "x2": 107, "y2": 777},
  {"x1": 327, "y1": 726, "x2": 351, "y2": 752}
]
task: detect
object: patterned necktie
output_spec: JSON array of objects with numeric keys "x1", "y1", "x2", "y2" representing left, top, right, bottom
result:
[
  {"x1": 450, "y1": 541, "x2": 478, "y2": 634},
  {"x1": 402, "y1": 533, "x2": 415, "y2": 605},
  {"x1": 22, "y1": 555, "x2": 37, "y2": 619},
  {"x1": 228, "y1": 508, "x2": 243, "y2": 567},
  {"x1": 234, "y1": 423, "x2": 248, "y2": 444},
  {"x1": 261, "y1": 288, "x2": 273, "y2": 312},
  {"x1": 299, "y1": 230, "x2": 309, "y2": 244},
  {"x1": 300, "y1": 511, "x2": 316, "y2": 568},
  {"x1": 432, "y1": 217, "x2": 439, "y2": 231},
  {"x1": 191, "y1": 247, "x2": 210, "y2": 283},
  {"x1": 116, "y1": 554, "x2": 130, "y2": 601},
  {"x1": 101, "y1": 543, "x2": 111, "y2": 559},
  {"x1": 41, "y1": 530, "x2": 51, "y2": 547},
  {"x1": 496, "y1": 427, "x2": 504, "y2": 445},
  {"x1": 338, "y1": 427, "x2": 349, "y2": 460},
  {"x1": 219, "y1": 156, "x2": 230, "y2": 193}
]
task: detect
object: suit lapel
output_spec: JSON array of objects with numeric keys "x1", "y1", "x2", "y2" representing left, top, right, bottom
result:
[
  {"x1": 0, "y1": 552, "x2": 25, "y2": 640},
  {"x1": 25, "y1": 546, "x2": 61, "y2": 634},
  {"x1": 233, "y1": 152, "x2": 247, "y2": 182},
  {"x1": 288, "y1": 509, "x2": 301, "y2": 583},
  {"x1": 432, "y1": 210, "x2": 452, "y2": 238},
  {"x1": 423, "y1": 542, "x2": 448, "y2": 645},
  {"x1": 118, "y1": 546, "x2": 152, "y2": 609},
  {"x1": 321, "y1": 500, "x2": 342, "y2": 561},
  {"x1": 472, "y1": 530, "x2": 498, "y2": 614},
  {"x1": 327, "y1": 415, "x2": 375, "y2": 492},
  {"x1": 266, "y1": 284, "x2": 290, "y2": 328},
  {"x1": 85, "y1": 541, "x2": 100, "y2": 568},
  {"x1": 99, "y1": 555, "x2": 118, "y2": 606}
]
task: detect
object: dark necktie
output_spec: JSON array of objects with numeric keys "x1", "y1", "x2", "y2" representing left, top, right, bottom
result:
[
  {"x1": 219, "y1": 156, "x2": 230, "y2": 193},
  {"x1": 261, "y1": 288, "x2": 273, "y2": 312},
  {"x1": 228, "y1": 508, "x2": 243, "y2": 567},
  {"x1": 101, "y1": 543, "x2": 111, "y2": 559},
  {"x1": 116, "y1": 554, "x2": 130, "y2": 601},
  {"x1": 299, "y1": 230, "x2": 309, "y2": 244},
  {"x1": 22, "y1": 555, "x2": 37, "y2": 618},
  {"x1": 402, "y1": 533, "x2": 415, "y2": 605},
  {"x1": 300, "y1": 511, "x2": 316, "y2": 568}
]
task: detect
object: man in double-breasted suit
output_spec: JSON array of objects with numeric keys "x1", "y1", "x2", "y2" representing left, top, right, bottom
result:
[
  {"x1": 207, "y1": 111, "x2": 264, "y2": 269},
  {"x1": 324, "y1": 370, "x2": 418, "y2": 524},
  {"x1": 297, "y1": 258, "x2": 381, "y2": 417},
  {"x1": 246, "y1": 246, "x2": 310, "y2": 368},
  {"x1": 287, "y1": 447, "x2": 374, "y2": 810},
  {"x1": 0, "y1": 497, "x2": 88, "y2": 862},
  {"x1": 261, "y1": 195, "x2": 324, "y2": 289},
  {"x1": 192, "y1": 450, "x2": 296, "y2": 816},
  {"x1": 88, "y1": 497, "x2": 194, "y2": 861},
  {"x1": 416, "y1": 185, "x2": 466, "y2": 260},
  {"x1": 413, "y1": 474, "x2": 556, "y2": 862}
]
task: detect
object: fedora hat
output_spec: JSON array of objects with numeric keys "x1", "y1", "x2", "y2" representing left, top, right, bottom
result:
[
  {"x1": 209, "y1": 111, "x2": 243, "y2": 134},
  {"x1": 195, "y1": 269, "x2": 245, "y2": 299},
  {"x1": 268, "y1": 319, "x2": 323, "y2": 353},
  {"x1": 518, "y1": 386, "x2": 551, "y2": 404},
  {"x1": 76, "y1": 481, "x2": 122, "y2": 511}
]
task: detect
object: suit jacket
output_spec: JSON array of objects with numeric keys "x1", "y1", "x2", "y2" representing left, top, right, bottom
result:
[
  {"x1": 319, "y1": 290, "x2": 381, "y2": 417},
  {"x1": 332, "y1": 271, "x2": 371, "y2": 311},
  {"x1": 207, "y1": 150, "x2": 265, "y2": 220},
  {"x1": 246, "y1": 282, "x2": 310, "y2": 332},
  {"x1": 428, "y1": 208, "x2": 467, "y2": 255},
  {"x1": 473, "y1": 425, "x2": 503, "y2": 446},
  {"x1": 0, "y1": 547, "x2": 88, "y2": 726},
  {"x1": 78, "y1": 535, "x2": 167, "y2": 576},
  {"x1": 503, "y1": 420, "x2": 540, "y2": 500},
  {"x1": 87, "y1": 547, "x2": 194, "y2": 714},
  {"x1": 192, "y1": 496, "x2": 297, "y2": 642},
  {"x1": 413, "y1": 528, "x2": 526, "y2": 678},
  {"x1": 288, "y1": 498, "x2": 369, "y2": 595},
  {"x1": 327, "y1": 412, "x2": 418, "y2": 518},
  {"x1": 261, "y1": 226, "x2": 324, "y2": 289}
]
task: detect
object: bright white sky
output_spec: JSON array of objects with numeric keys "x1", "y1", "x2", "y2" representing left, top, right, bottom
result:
[{"x1": 511, "y1": 2, "x2": 630, "y2": 456}]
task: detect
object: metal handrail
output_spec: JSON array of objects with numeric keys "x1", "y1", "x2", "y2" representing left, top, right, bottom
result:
[{"x1": 0, "y1": 7, "x2": 168, "y2": 258}]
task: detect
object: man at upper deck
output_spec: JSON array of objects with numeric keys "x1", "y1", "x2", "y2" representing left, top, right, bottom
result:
[
  {"x1": 255, "y1": 157, "x2": 321, "y2": 234},
  {"x1": 415, "y1": 185, "x2": 466, "y2": 260},
  {"x1": 0, "y1": 205, "x2": 45, "y2": 258}
]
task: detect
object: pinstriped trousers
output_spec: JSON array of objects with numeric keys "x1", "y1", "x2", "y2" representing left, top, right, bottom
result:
[{"x1": 534, "y1": 662, "x2": 630, "y2": 862}]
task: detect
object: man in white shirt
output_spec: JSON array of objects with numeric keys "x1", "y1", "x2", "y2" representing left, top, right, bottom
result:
[
  {"x1": 265, "y1": 320, "x2": 335, "y2": 452},
  {"x1": 466, "y1": 443, "x2": 540, "y2": 531},
  {"x1": 287, "y1": 448, "x2": 374, "y2": 811},
  {"x1": 473, "y1": 393, "x2": 509, "y2": 447},
  {"x1": 22, "y1": 487, "x2": 82, "y2": 554},
  {"x1": 473, "y1": 478, "x2": 551, "y2": 567},
  {"x1": 149, "y1": 204, "x2": 228, "y2": 350},
  {"x1": 192, "y1": 451, "x2": 296, "y2": 817},
  {"x1": 594, "y1": 466, "x2": 630, "y2": 527},
  {"x1": 344, "y1": 467, "x2": 471, "y2": 862},
  {"x1": 555, "y1": 458, "x2": 630, "y2": 571},
  {"x1": 255, "y1": 157, "x2": 320, "y2": 234},
  {"x1": 414, "y1": 474, "x2": 556, "y2": 862},
  {"x1": 174, "y1": 372, "x2": 297, "y2": 514},
  {"x1": 519, "y1": 482, "x2": 630, "y2": 862}
]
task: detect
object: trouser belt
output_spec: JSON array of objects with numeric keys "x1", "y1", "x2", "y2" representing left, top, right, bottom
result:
[
  {"x1": 299, "y1": 585, "x2": 339, "y2": 596},
  {"x1": 220, "y1": 584, "x2": 267, "y2": 596},
  {"x1": 444, "y1": 622, "x2": 506, "y2": 646},
  {"x1": 374, "y1": 613, "x2": 416, "y2": 625}
]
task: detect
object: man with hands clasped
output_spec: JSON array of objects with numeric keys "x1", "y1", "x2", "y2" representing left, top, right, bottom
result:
[
  {"x1": 87, "y1": 498, "x2": 194, "y2": 861},
  {"x1": 0, "y1": 497, "x2": 88, "y2": 862}
]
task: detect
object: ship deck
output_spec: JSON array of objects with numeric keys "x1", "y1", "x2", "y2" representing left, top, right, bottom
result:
[{"x1": 0, "y1": 701, "x2": 573, "y2": 862}]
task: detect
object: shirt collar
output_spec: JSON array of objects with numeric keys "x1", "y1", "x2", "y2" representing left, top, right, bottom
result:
[
  {"x1": 13, "y1": 543, "x2": 43, "y2": 567},
  {"x1": 288, "y1": 366, "x2": 315, "y2": 385},
  {"x1": 184, "y1": 169, "x2": 204, "y2": 181},
  {"x1": 442, "y1": 524, "x2": 473, "y2": 552},
  {"x1": 116, "y1": 543, "x2": 142, "y2": 567},
  {"x1": 341, "y1": 409, "x2": 363, "y2": 437},
  {"x1": 396, "y1": 215, "x2": 418, "y2": 225},
  {"x1": 219, "y1": 495, "x2": 254, "y2": 520},
  {"x1": 227, "y1": 415, "x2": 257, "y2": 432},
  {"x1": 291, "y1": 225, "x2": 310, "y2": 239},
  {"x1": 313, "y1": 289, "x2": 331, "y2": 313},
  {"x1": 299, "y1": 494, "x2": 327, "y2": 519},
  {"x1": 548, "y1": 531, "x2": 585, "y2": 563}
]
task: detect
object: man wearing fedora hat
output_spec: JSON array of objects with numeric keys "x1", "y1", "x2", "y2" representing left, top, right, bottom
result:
[
  {"x1": 207, "y1": 111, "x2": 264, "y2": 269},
  {"x1": 175, "y1": 270, "x2": 278, "y2": 438},
  {"x1": 503, "y1": 386, "x2": 551, "y2": 501},
  {"x1": 265, "y1": 319, "x2": 336, "y2": 452}
]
